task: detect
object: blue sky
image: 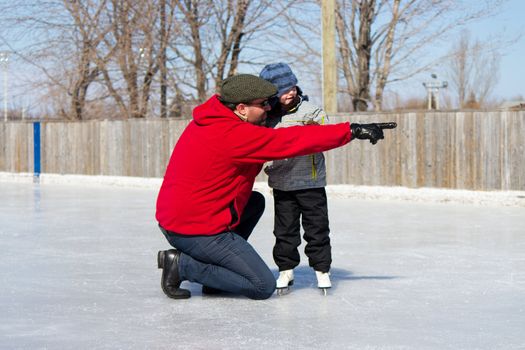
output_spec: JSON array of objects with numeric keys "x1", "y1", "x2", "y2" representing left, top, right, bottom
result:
[
  {"x1": 467, "y1": 0, "x2": 525, "y2": 99},
  {"x1": 1, "y1": 0, "x2": 524, "y2": 115},
  {"x1": 378, "y1": 0, "x2": 525, "y2": 105}
]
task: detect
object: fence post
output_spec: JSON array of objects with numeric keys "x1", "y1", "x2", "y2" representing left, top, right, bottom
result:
[{"x1": 33, "y1": 121, "x2": 40, "y2": 182}]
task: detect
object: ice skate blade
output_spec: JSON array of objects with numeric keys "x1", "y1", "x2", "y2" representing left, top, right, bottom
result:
[
  {"x1": 276, "y1": 287, "x2": 291, "y2": 296},
  {"x1": 319, "y1": 287, "x2": 330, "y2": 296}
]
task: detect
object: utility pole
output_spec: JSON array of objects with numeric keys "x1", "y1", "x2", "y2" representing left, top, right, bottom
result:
[{"x1": 321, "y1": 0, "x2": 337, "y2": 114}]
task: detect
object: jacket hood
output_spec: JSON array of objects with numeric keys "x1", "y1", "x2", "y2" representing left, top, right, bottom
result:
[{"x1": 193, "y1": 95, "x2": 239, "y2": 126}]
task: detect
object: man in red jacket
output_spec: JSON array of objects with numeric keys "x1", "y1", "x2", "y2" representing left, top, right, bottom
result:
[{"x1": 156, "y1": 74, "x2": 395, "y2": 300}]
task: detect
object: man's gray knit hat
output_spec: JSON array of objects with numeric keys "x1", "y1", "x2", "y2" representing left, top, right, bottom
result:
[
  {"x1": 259, "y1": 63, "x2": 298, "y2": 97},
  {"x1": 220, "y1": 74, "x2": 277, "y2": 104}
]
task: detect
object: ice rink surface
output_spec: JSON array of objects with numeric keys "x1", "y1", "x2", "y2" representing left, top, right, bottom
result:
[{"x1": 1, "y1": 180, "x2": 524, "y2": 349}]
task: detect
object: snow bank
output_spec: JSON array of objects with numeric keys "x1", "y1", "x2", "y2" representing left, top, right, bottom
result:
[{"x1": 1, "y1": 172, "x2": 524, "y2": 207}]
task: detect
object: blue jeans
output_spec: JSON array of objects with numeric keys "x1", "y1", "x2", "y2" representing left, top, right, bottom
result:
[{"x1": 161, "y1": 192, "x2": 276, "y2": 300}]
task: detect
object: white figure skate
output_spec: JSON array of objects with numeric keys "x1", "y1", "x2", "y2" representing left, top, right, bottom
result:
[
  {"x1": 276, "y1": 269, "x2": 294, "y2": 296},
  {"x1": 315, "y1": 271, "x2": 331, "y2": 296}
]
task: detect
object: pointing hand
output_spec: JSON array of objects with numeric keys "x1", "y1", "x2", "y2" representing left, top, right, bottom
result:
[{"x1": 350, "y1": 122, "x2": 397, "y2": 144}]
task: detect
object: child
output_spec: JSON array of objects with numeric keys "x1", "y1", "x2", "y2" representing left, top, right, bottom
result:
[{"x1": 259, "y1": 63, "x2": 332, "y2": 295}]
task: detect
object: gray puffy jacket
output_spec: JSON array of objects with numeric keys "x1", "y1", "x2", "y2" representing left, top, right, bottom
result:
[{"x1": 264, "y1": 97, "x2": 328, "y2": 191}]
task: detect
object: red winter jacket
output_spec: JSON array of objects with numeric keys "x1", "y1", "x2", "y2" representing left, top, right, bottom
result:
[{"x1": 155, "y1": 95, "x2": 351, "y2": 235}]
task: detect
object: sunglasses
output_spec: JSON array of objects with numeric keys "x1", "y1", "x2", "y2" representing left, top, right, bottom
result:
[{"x1": 245, "y1": 100, "x2": 270, "y2": 108}]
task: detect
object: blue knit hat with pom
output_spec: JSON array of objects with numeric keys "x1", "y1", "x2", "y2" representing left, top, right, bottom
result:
[{"x1": 259, "y1": 63, "x2": 298, "y2": 97}]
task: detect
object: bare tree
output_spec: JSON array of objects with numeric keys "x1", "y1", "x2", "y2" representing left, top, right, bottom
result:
[
  {"x1": 79, "y1": 0, "x2": 182, "y2": 119},
  {"x1": 167, "y1": 0, "x2": 301, "y2": 109},
  {"x1": 95, "y1": 0, "x2": 155, "y2": 118},
  {"x1": 0, "y1": 0, "x2": 518, "y2": 118},
  {"x1": 446, "y1": 30, "x2": 500, "y2": 109},
  {"x1": 335, "y1": 0, "x2": 376, "y2": 111},
  {"x1": 64, "y1": 0, "x2": 112, "y2": 120},
  {"x1": 333, "y1": 0, "x2": 508, "y2": 111},
  {"x1": 211, "y1": 0, "x2": 250, "y2": 87},
  {"x1": 172, "y1": 0, "x2": 212, "y2": 102},
  {"x1": 0, "y1": 1, "x2": 98, "y2": 119},
  {"x1": 0, "y1": 0, "x2": 181, "y2": 119},
  {"x1": 0, "y1": 0, "x2": 308, "y2": 119}
]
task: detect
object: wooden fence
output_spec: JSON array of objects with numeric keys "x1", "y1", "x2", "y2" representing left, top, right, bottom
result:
[{"x1": 1, "y1": 110, "x2": 524, "y2": 191}]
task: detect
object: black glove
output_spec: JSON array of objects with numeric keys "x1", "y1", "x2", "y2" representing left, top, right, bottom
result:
[{"x1": 350, "y1": 122, "x2": 397, "y2": 144}]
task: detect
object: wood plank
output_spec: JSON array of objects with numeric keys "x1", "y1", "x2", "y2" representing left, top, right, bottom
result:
[{"x1": 1, "y1": 112, "x2": 524, "y2": 191}]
